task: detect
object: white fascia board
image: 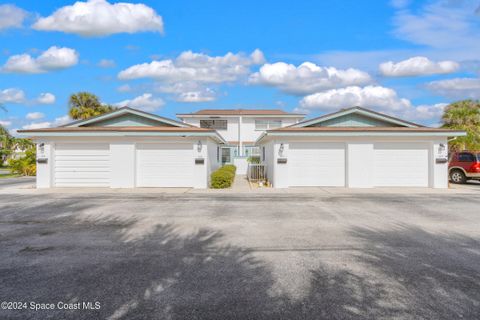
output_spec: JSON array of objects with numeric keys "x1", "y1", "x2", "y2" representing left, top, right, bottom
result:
[
  {"x1": 19, "y1": 131, "x2": 226, "y2": 144},
  {"x1": 255, "y1": 131, "x2": 466, "y2": 144}
]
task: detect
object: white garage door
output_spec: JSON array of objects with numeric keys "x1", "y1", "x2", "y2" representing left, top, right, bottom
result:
[
  {"x1": 289, "y1": 142, "x2": 345, "y2": 187},
  {"x1": 136, "y1": 143, "x2": 194, "y2": 187},
  {"x1": 374, "y1": 142, "x2": 429, "y2": 187},
  {"x1": 55, "y1": 143, "x2": 110, "y2": 187}
]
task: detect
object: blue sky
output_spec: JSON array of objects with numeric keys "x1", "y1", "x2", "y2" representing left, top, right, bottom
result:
[{"x1": 1, "y1": 0, "x2": 479, "y2": 132}]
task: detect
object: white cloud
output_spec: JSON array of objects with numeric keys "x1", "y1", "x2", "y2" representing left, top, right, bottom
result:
[
  {"x1": 299, "y1": 86, "x2": 412, "y2": 112},
  {"x1": 379, "y1": 56, "x2": 459, "y2": 77},
  {"x1": 156, "y1": 82, "x2": 217, "y2": 102},
  {"x1": 0, "y1": 4, "x2": 27, "y2": 30},
  {"x1": 118, "y1": 49, "x2": 264, "y2": 83},
  {"x1": 26, "y1": 112, "x2": 45, "y2": 120},
  {"x1": 0, "y1": 120, "x2": 12, "y2": 127},
  {"x1": 98, "y1": 59, "x2": 115, "y2": 68},
  {"x1": 32, "y1": 0, "x2": 164, "y2": 37},
  {"x1": 115, "y1": 93, "x2": 164, "y2": 112},
  {"x1": 0, "y1": 88, "x2": 26, "y2": 104},
  {"x1": 117, "y1": 84, "x2": 132, "y2": 92},
  {"x1": 390, "y1": 0, "x2": 411, "y2": 9},
  {"x1": 36, "y1": 92, "x2": 56, "y2": 104},
  {"x1": 298, "y1": 85, "x2": 449, "y2": 124},
  {"x1": 22, "y1": 121, "x2": 52, "y2": 130},
  {"x1": 53, "y1": 115, "x2": 71, "y2": 126},
  {"x1": 2, "y1": 46, "x2": 79, "y2": 74},
  {"x1": 249, "y1": 62, "x2": 372, "y2": 95},
  {"x1": 393, "y1": 1, "x2": 480, "y2": 50},
  {"x1": 21, "y1": 115, "x2": 71, "y2": 130},
  {"x1": 405, "y1": 103, "x2": 448, "y2": 121},
  {"x1": 426, "y1": 78, "x2": 480, "y2": 99}
]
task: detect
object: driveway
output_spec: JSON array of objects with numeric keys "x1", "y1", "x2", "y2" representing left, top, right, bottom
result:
[
  {"x1": 0, "y1": 176, "x2": 35, "y2": 189},
  {"x1": 0, "y1": 192, "x2": 479, "y2": 319}
]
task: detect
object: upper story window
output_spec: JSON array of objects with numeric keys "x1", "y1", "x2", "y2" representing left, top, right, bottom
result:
[
  {"x1": 255, "y1": 120, "x2": 282, "y2": 130},
  {"x1": 200, "y1": 119, "x2": 228, "y2": 130}
]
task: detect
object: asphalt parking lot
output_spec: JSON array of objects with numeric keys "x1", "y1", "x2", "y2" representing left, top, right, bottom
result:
[{"x1": 0, "y1": 190, "x2": 479, "y2": 319}]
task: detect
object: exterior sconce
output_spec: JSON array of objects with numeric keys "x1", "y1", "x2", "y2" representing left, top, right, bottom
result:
[
  {"x1": 438, "y1": 143, "x2": 445, "y2": 154},
  {"x1": 278, "y1": 143, "x2": 284, "y2": 157},
  {"x1": 197, "y1": 140, "x2": 203, "y2": 153}
]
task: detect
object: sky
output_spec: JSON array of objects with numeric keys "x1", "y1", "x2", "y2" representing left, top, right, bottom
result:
[{"x1": 0, "y1": 0, "x2": 479, "y2": 133}]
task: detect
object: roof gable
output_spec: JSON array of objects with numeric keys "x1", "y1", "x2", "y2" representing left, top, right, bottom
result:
[
  {"x1": 293, "y1": 107, "x2": 422, "y2": 128},
  {"x1": 63, "y1": 107, "x2": 189, "y2": 128}
]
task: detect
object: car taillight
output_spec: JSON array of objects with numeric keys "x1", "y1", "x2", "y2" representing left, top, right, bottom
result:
[{"x1": 471, "y1": 163, "x2": 480, "y2": 172}]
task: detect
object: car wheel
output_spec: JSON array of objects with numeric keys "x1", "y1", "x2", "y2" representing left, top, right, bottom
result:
[{"x1": 450, "y1": 170, "x2": 467, "y2": 184}]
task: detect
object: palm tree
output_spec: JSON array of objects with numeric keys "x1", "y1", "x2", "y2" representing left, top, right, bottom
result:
[
  {"x1": 68, "y1": 92, "x2": 117, "y2": 120},
  {"x1": 441, "y1": 99, "x2": 480, "y2": 151}
]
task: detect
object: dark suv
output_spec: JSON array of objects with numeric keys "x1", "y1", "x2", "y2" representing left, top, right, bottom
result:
[{"x1": 449, "y1": 151, "x2": 480, "y2": 183}]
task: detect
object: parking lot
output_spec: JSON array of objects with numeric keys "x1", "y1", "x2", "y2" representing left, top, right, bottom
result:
[{"x1": 0, "y1": 187, "x2": 479, "y2": 319}]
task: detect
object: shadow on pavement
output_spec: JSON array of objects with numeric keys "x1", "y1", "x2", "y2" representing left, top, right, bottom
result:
[{"x1": 0, "y1": 201, "x2": 479, "y2": 319}]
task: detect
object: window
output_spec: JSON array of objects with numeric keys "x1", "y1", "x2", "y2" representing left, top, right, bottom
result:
[
  {"x1": 216, "y1": 146, "x2": 220, "y2": 162},
  {"x1": 458, "y1": 152, "x2": 475, "y2": 162},
  {"x1": 262, "y1": 146, "x2": 265, "y2": 161},
  {"x1": 200, "y1": 119, "x2": 227, "y2": 130},
  {"x1": 255, "y1": 119, "x2": 282, "y2": 130}
]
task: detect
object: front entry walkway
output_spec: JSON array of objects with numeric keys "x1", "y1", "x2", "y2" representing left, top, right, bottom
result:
[{"x1": 230, "y1": 174, "x2": 251, "y2": 192}]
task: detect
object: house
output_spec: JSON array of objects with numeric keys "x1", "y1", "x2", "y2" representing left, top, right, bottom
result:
[
  {"x1": 19, "y1": 106, "x2": 465, "y2": 189},
  {"x1": 256, "y1": 107, "x2": 465, "y2": 188},
  {"x1": 18, "y1": 107, "x2": 226, "y2": 188},
  {"x1": 177, "y1": 109, "x2": 304, "y2": 173}
]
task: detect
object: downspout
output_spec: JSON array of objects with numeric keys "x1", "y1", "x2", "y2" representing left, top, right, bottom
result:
[{"x1": 238, "y1": 116, "x2": 242, "y2": 157}]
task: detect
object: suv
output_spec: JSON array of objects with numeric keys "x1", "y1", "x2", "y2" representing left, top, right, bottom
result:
[{"x1": 449, "y1": 151, "x2": 480, "y2": 183}]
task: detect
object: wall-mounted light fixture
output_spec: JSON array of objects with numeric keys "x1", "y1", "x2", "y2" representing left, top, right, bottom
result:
[
  {"x1": 197, "y1": 140, "x2": 203, "y2": 153},
  {"x1": 278, "y1": 143, "x2": 284, "y2": 157},
  {"x1": 439, "y1": 143, "x2": 445, "y2": 154}
]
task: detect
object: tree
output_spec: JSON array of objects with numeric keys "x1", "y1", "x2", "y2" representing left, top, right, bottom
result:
[
  {"x1": 68, "y1": 92, "x2": 117, "y2": 120},
  {"x1": 441, "y1": 99, "x2": 480, "y2": 151},
  {"x1": 0, "y1": 124, "x2": 12, "y2": 164}
]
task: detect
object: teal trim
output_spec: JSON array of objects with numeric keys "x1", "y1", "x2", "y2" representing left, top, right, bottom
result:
[
  {"x1": 294, "y1": 107, "x2": 421, "y2": 128},
  {"x1": 89, "y1": 114, "x2": 172, "y2": 127},
  {"x1": 64, "y1": 107, "x2": 188, "y2": 128},
  {"x1": 316, "y1": 113, "x2": 396, "y2": 127}
]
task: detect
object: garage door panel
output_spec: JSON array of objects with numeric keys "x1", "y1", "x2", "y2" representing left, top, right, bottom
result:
[
  {"x1": 289, "y1": 142, "x2": 345, "y2": 187},
  {"x1": 374, "y1": 143, "x2": 429, "y2": 187},
  {"x1": 54, "y1": 143, "x2": 110, "y2": 187},
  {"x1": 136, "y1": 143, "x2": 193, "y2": 187}
]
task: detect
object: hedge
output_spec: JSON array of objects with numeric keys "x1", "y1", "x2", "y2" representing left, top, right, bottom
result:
[{"x1": 211, "y1": 165, "x2": 236, "y2": 189}]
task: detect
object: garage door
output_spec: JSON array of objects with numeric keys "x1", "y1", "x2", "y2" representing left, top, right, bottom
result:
[
  {"x1": 374, "y1": 142, "x2": 429, "y2": 187},
  {"x1": 54, "y1": 143, "x2": 110, "y2": 187},
  {"x1": 136, "y1": 143, "x2": 194, "y2": 187},
  {"x1": 289, "y1": 142, "x2": 345, "y2": 186}
]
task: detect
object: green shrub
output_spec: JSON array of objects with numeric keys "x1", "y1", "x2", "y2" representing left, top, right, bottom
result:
[
  {"x1": 222, "y1": 164, "x2": 236, "y2": 175},
  {"x1": 210, "y1": 165, "x2": 236, "y2": 188},
  {"x1": 247, "y1": 156, "x2": 260, "y2": 164},
  {"x1": 8, "y1": 147, "x2": 36, "y2": 176}
]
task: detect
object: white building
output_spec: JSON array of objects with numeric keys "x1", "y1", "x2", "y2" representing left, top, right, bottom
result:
[
  {"x1": 256, "y1": 107, "x2": 465, "y2": 188},
  {"x1": 19, "y1": 106, "x2": 465, "y2": 189},
  {"x1": 19, "y1": 107, "x2": 225, "y2": 189},
  {"x1": 177, "y1": 109, "x2": 304, "y2": 172}
]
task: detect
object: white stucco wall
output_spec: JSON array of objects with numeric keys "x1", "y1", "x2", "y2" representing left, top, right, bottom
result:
[
  {"x1": 263, "y1": 136, "x2": 450, "y2": 189},
  {"x1": 33, "y1": 136, "x2": 218, "y2": 189},
  {"x1": 206, "y1": 139, "x2": 221, "y2": 185},
  {"x1": 181, "y1": 116, "x2": 302, "y2": 146}
]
